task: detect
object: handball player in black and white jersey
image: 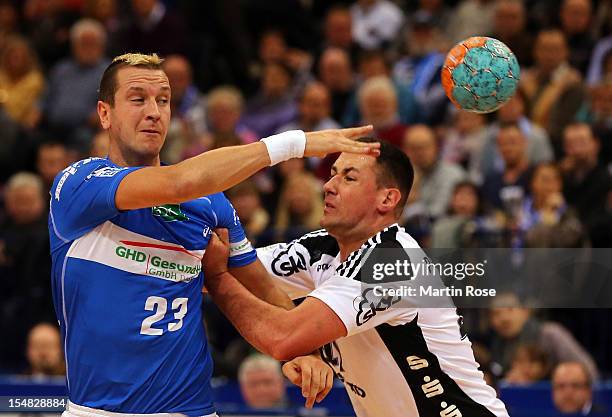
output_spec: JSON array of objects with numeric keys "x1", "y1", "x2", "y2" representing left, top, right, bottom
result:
[{"x1": 203, "y1": 139, "x2": 510, "y2": 417}]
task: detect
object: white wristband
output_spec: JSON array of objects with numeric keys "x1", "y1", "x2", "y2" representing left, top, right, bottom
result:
[{"x1": 260, "y1": 130, "x2": 306, "y2": 166}]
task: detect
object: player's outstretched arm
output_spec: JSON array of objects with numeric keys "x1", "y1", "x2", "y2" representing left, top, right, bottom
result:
[
  {"x1": 115, "y1": 126, "x2": 377, "y2": 210},
  {"x1": 203, "y1": 232, "x2": 347, "y2": 360}
]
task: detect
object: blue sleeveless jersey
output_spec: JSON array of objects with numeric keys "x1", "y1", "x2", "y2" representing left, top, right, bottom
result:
[{"x1": 48, "y1": 157, "x2": 256, "y2": 416}]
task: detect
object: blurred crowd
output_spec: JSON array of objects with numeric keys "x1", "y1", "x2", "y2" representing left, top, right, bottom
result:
[{"x1": 0, "y1": 0, "x2": 611, "y2": 413}]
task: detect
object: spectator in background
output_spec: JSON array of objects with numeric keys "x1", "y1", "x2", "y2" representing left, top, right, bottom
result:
[
  {"x1": 22, "y1": 0, "x2": 78, "y2": 70},
  {"x1": 580, "y1": 79, "x2": 612, "y2": 164},
  {"x1": 24, "y1": 322, "x2": 65, "y2": 378},
  {"x1": 521, "y1": 29, "x2": 585, "y2": 154},
  {"x1": 479, "y1": 89, "x2": 553, "y2": 179},
  {"x1": 358, "y1": 76, "x2": 409, "y2": 147},
  {"x1": 241, "y1": 62, "x2": 298, "y2": 138},
  {"x1": 317, "y1": 47, "x2": 356, "y2": 124},
  {"x1": 503, "y1": 344, "x2": 550, "y2": 384},
  {"x1": 274, "y1": 172, "x2": 324, "y2": 242},
  {"x1": 521, "y1": 163, "x2": 585, "y2": 248},
  {"x1": 403, "y1": 124, "x2": 466, "y2": 219},
  {"x1": 552, "y1": 362, "x2": 602, "y2": 415},
  {"x1": 44, "y1": 19, "x2": 109, "y2": 150},
  {"x1": 239, "y1": 354, "x2": 288, "y2": 410},
  {"x1": 392, "y1": 11, "x2": 447, "y2": 125},
  {"x1": 560, "y1": 123, "x2": 611, "y2": 239},
  {"x1": 441, "y1": 110, "x2": 489, "y2": 183},
  {"x1": 586, "y1": 37, "x2": 612, "y2": 86},
  {"x1": 413, "y1": 0, "x2": 452, "y2": 33},
  {"x1": 279, "y1": 81, "x2": 340, "y2": 133},
  {"x1": 206, "y1": 86, "x2": 257, "y2": 147},
  {"x1": 488, "y1": 294, "x2": 598, "y2": 381},
  {"x1": 343, "y1": 50, "x2": 420, "y2": 127},
  {"x1": 560, "y1": 0, "x2": 595, "y2": 75},
  {"x1": 160, "y1": 55, "x2": 207, "y2": 164},
  {"x1": 117, "y1": 0, "x2": 188, "y2": 56},
  {"x1": 0, "y1": 35, "x2": 45, "y2": 128},
  {"x1": 83, "y1": 0, "x2": 120, "y2": 54},
  {"x1": 447, "y1": 0, "x2": 496, "y2": 44},
  {"x1": 350, "y1": 0, "x2": 404, "y2": 51},
  {"x1": 481, "y1": 123, "x2": 533, "y2": 211},
  {"x1": 226, "y1": 181, "x2": 270, "y2": 247},
  {"x1": 431, "y1": 181, "x2": 483, "y2": 248},
  {"x1": 316, "y1": 6, "x2": 359, "y2": 66},
  {"x1": 491, "y1": 0, "x2": 533, "y2": 67},
  {"x1": 0, "y1": 172, "x2": 53, "y2": 372},
  {"x1": 254, "y1": 29, "x2": 313, "y2": 97},
  {"x1": 36, "y1": 141, "x2": 73, "y2": 197}
]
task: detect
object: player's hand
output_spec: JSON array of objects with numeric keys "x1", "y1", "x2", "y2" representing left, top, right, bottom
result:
[
  {"x1": 202, "y1": 228, "x2": 230, "y2": 278},
  {"x1": 282, "y1": 354, "x2": 334, "y2": 409},
  {"x1": 304, "y1": 126, "x2": 379, "y2": 158}
]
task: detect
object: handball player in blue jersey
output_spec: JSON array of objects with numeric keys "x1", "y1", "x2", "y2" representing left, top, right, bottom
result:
[{"x1": 48, "y1": 53, "x2": 378, "y2": 417}]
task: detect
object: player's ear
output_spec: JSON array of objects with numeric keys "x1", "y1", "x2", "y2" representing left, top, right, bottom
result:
[
  {"x1": 378, "y1": 187, "x2": 402, "y2": 214},
  {"x1": 98, "y1": 100, "x2": 111, "y2": 129}
]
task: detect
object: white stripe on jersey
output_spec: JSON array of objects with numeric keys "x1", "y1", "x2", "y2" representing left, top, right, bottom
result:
[{"x1": 67, "y1": 221, "x2": 205, "y2": 283}]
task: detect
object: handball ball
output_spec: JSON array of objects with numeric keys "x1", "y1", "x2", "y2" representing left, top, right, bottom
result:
[{"x1": 441, "y1": 36, "x2": 520, "y2": 113}]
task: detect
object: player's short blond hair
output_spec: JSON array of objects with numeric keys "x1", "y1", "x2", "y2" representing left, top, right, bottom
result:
[{"x1": 98, "y1": 53, "x2": 165, "y2": 106}]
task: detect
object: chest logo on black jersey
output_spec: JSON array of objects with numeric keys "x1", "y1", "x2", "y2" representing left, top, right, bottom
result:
[
  {"x1": 152, "y1": 204, "x2": 189, "y2": 222},
  {"x1": 271, "y1": 249, "x2": 307, "y2": 276}
]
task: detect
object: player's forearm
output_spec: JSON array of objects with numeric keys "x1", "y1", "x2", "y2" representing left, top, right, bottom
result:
[
  {"x1": 229, "y1": 261, "x2": 295, "y2": 310},
  {"x1": 172, "y1": 142, "x2": 270, "y2": 201},
  {"x1": 206, "y1": 272, "x2": 300, "y2": 359}
]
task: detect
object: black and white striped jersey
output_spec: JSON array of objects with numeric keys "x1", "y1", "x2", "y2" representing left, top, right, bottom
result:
[{"x1": 257, "y1": 224, "x2": 509, "y2": 417}]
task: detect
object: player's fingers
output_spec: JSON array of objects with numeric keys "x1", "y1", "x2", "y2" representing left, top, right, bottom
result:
[
  {"x1": 213, "y1": 228, "x2": 229, "y2": 245},
  {"x1": 338, "y1": 125, "x2": 374, "y2": 138},
  {"x1": 337, "y1": 138, "x2": 381, "y2": 155},
  {"x1": 282, "y1": 363, "x2": 302, "y2": 386},
  {"x1": 301, "y1": 366, "x2": 312, "y2": 399},
  {"x1": 316, "y1": 368, "x2": 334, "y2": 403},
  {"x1": 305, "y1": 367, "x2": 322, "y2": 409}
]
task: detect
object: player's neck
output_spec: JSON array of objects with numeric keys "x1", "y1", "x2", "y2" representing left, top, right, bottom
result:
[
  {"x1": 336, "y1": 218, "x2": 399, "y2": 261},
  {"x1": 108, "y1": 148, "x2": 161, "y2": 167}
]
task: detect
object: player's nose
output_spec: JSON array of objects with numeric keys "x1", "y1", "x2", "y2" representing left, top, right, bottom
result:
[
  {"x1": 323, "y1": 176, "x2": 338, "y2": 194},
  {"x1": 144, "y1": 97, "x2": 161, "y2": 121}
]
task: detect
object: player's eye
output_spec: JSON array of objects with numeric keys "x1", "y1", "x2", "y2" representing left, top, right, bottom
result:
[
  {"x1": 158, "y1": 98, "x2": 169, "y2": 104},
  {"x1": 131, "y1": 97, "x2": 144, "y2": 103},
  {"x1": 345, "y1": 176, "x2": 356, "y2": 182}
]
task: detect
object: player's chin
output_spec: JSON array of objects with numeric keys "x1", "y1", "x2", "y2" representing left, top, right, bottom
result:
[{"x1": 320, "y1": 213, "x2": 338, "y2": 229}]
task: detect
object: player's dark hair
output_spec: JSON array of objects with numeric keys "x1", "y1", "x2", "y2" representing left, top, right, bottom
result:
[
  {"x1": 357, "y1": 137, "x2": 414, "y2": 214},
  {"x1": 98, "y1": 53, "x2": 164, "y2": 106}
]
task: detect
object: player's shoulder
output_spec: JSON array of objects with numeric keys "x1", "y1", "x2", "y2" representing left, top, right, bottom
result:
[
  {"x1": 51, "y1": 157, "x2": 120, "y2": 196},
  {"x1": 293, "y1": 229, "x2": 340, "y2": 263},
  {"x1": 368, "y1": 223, "x2": 420, "y2": 249},
  {"x1": 336, "y1": 224, "x2": 419, "y2": 280},
  {"x1": 53, "y1": 157, "x2": 121, "y2": 183}
]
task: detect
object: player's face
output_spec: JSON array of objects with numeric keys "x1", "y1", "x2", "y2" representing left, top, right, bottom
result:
[
  {"x1": 321, "y1": 153, "x2": 385, "y2": 235},
  {"x1": 102, "y1": 66, "x2": 171, "y2": 164}
]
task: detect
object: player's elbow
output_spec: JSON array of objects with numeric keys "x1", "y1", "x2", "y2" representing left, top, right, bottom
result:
[{"x1": 268, "y1": 334, "x2": 312, "y2": 361}]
